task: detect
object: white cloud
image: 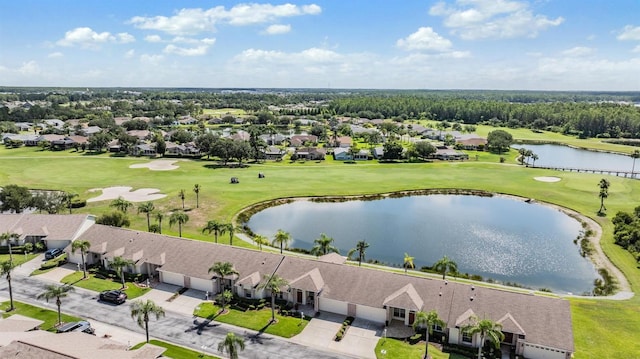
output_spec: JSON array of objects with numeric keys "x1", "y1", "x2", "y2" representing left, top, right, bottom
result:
[
  {"x1": 561, "y1": 46, "x2": 594, "y2": 57},
  {"x1": 397, "y1": 27, "x2": 453, "y2": 52},
  {"x1": 163, "y1": 44, "x2": 210, "y2": 56},
  {"x1": 129, "y1": 3, "x2": 321, "y2": 35},
  {"x1": 235, "y1": 47, "x2": 341, "y2": 64},
  {"x1": 47, "y1": 52, "x2": 63, "y2": 58},
  {"x1": 18, "y1": 61, "x2": 40, "y2": 76},
  {"x1": 125, "y1": 49, "x2": 135, "y2": 58},
  {"x1": 57, "y1": 27, "x2": 134, "y2": 48},
  {"x1": 430, "y1": 0, "x2": 563, "y2": 39},
  {"x1": 617, "y1": 25, "x2": 640, "y2": 41},
  {"x1": 57, "y1": 27, "x2": 113, "y2": 47},
  {"x1": 145, "y1": 35, "x2": 163, "y2": 43},
  {"x1": 263, "y1": 24, "x2": 291, "y2": 35},
  {"x1": 140, "y1": 54, "x2": 164, "y2": 64},
  {"x1": 117, "y1": 33, "x2": 135, "y2": 44},
  {"x1": 633, "y1": 45, "x2": 640, "y2": 53}
]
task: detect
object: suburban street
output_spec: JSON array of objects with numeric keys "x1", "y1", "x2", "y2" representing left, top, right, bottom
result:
[{"x1": 2, "y1": 268, "x2": 354, "y2": 359}]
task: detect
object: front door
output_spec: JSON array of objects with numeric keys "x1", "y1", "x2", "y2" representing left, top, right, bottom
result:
[
  {"x1": 297, "y1": 290, "x2": 303, "y2": 303},
  {"x1": 409, "y1": 311, "x2": 415, "y2": 325},
  {"x1": 503, "y1": 332, "x2": 514, "y2": 345}
]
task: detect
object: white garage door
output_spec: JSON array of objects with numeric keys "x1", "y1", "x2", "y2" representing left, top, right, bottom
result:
[
  {"x1": 160, "y1": 271, "x2": 184, "y2": 287},
  {"x1": 356, "y1": 304, "x2": 386, "y2": 323},
  {"x1": 523, "y1": 344, "x2": 567, "y2": 359},
  {"x1": 190, "y1": 277, "x2": 214, "y2": 292},
  {"x1": 46, "y1": 240, "x2": 70, "y2": 250},
  {"x1": 319, "y1": 297, "x2": 348, "y2": 316}
]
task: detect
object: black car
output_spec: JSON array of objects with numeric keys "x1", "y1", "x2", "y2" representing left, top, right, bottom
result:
[
  {"x1": 99, "y1": 289, "x2": 127, "y2": 304},
  {"x1": 44, "y1": 248, "x2": 63, "y2": 260}
]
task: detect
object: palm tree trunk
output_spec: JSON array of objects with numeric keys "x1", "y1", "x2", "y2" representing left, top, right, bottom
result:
[
  {"x1": 145, "y1": 319, "x2": 150, "y2": 343},
  {"x1": 146, "y1": 214, "x2": 151, "y2": 231},
  {"x1": 214, "y1": 232, "x2": 218, "y2": 243},
  {"x1": 271, "y1": 296, "x2": 276, "y2": 322},
  {"x1": 81, "y1": 252, "x2": 87, "y2": 279},
  {"x1": 424, "y1": 330, "x2": 429, "y2": 359},
  {"x1": 121, "y1": 273, "x2": 126, "y2": 289},
  {"x1": 178, "y1": 224, "x2": 182, "y2": 237},
  {"x1": 7, "y1": 275, "x2": 14, "y2": 311},
  {"x1": 56, "y1": 299, "x2": 62, "y2": 325},
  {"x1": 477, "y1": 334, "x2": 484, "y2": 359},
  {"x1": 280, "y1": 243, "x2": 283, "y2": 254}
]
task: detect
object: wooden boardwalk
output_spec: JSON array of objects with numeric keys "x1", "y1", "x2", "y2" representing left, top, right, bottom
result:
[{"x1": 530, "y1": 165, "x2": 638, "y2": 178}]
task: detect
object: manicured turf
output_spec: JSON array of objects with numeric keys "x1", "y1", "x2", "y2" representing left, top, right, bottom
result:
[
  {"x1": 131, "y1": 339, "x2": 220, "y2": 359},
  {"x1": 0, "y1": 301, "x2": 83, "y2": 331},
  {"x1": 60, "y1": 271, "x2": 150, "y2": 299},
  {"x1": 375, "y1": 338, "x2": 468, "y2": 359},
  {"x1": 1, "y1": 137, "x2": 640, "y2": 358},
  {"x1": 194, "y1": 302, "x2": 309, "y2": 338},
  {"x1": 0, "y1": 253, "x2": 38, "y2": 266}
]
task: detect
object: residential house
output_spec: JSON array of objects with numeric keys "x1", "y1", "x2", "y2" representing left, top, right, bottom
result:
[
  {"x1": 132, "y1": 143, "x2": 157, "y2": 157},
  {"x1": 433, "y1": 147, "x2": 469, "y2": 160},
  {"x1": 1, "y1": 133, "x2": 40, "y2": 146},
  {"x1": 41, "y1": 119, "x2": 65, "y2": 129},
  {"x1": 456, "y1": 135, "x2": 487, "y2": 150},
  {"x1": 333, "y1": 147, "x2": 352, "y2": 161},
  {"x1": 60, "y1": 221, "x2": 574, "y2": 359},
  {"x1": 175, "y1": 116, "x2": 198, "y2": 125},
  {"x1": 260, "y1": 133, "x2": 287, "y2": 145},
  {"x1": 114, "y1": 117, "x2": 132, "y2": 126},
  {"x1": 0, "y1": 214, "x2": 94, "y2": 249},
  {"x1": 290, "y1": 135, "x2": 318, "y2": 147},
  {"x1": 79, "y1": 126, "x2": 102, "y2": 136},
  {"x1": 127, "y1": 130, "x2": 153, "y2": 141},
  {"x1": 37, "y1": 134, "x2": 66, "y2": 144},
  {"x1": 165, "y1": 141, "x2": 201, "y2": 157},
  {"x1": 261, "y1": 146, "x2": 285, "y2": 160},
  {"x1": 335, "y1": 136, "x2": 352, "y2": 148},
  {"x1": 372, "y1": 147, "x2": 384, "y2": 159},
  {"x1": 14, "y1": 122, "x2": 33, "y2": 132},
  {"x1": 292, "y1": 147, "x2": 326, "y2": 160}
]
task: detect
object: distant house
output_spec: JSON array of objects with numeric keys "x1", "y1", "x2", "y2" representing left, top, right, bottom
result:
[
  {"x1": 14, "y1": 122, "x2": 33, "y2": 132},
  {"x1": 260, "y1": 133, "x2": 286, "y2": 146},
  {"x1": 456, "y1": 135, "x2": 487, "y2": 150},
  {"x1": 350, "y1": 125, "x2": 378, "y2": 135},
  {"x1": 132, "y1": 143, "x2": 157, "y2": 157},
  {"x1": 2, "y1": 133, "x2": 40, "y2": 146},
  {"x1": 293, "y1": 147, "x2": 326, "y2": 160},
  {"x1": 80, "y1": 126, "x2": 102, "y2": 136},
  {"x1": 355, "y1": 149, "x2": 370, "y2": 160},
  {"x1": 333, "y1": 147, "x2": 352, "y2": 161},
  {"x1": 372, "y1": 147, "x2": 384, "y2": 159},
  {"x1": 41, "y1": 119, "x2": 64, "y2": 128},
  {"x1": 37, "y1": 134, "x2": 66, "y2": 143},
  {"x1": 290, "y1": 135, "x2": 318, "y2": 147},
  {"x1": 335, "y1": 136, "x2": 352, "y2": 148},
  {"x1": 114, "y1": 117, "x2": 132, "y2": 126},
  {"x1": 127, "y1": 130, "x2": 153, "y2": 141},
  {"x1": 165, "y1": 141, "x2": 201, "y2": 157},
  {"x1": 433, "y1": 147, "x2": 469, "y2": 160},
  {"x1": 261, "y1": 146, "x2": 285, "y2": 161},
  {"x1": 229, "y1": 130, "x2": 251, "y2": 142},
  {"x1": 175, "y1": 116, "x2": 198, "y2": 125}
]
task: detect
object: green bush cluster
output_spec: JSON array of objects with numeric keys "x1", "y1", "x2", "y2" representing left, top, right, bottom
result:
[
  {"x1": 40, "y1": 253, "x2": 68, "y2": 269},
  {"x1": 334, "y1": 316, "x2": 355, "y2": 341}
]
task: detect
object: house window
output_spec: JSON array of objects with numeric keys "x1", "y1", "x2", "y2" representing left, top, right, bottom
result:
[
  {"x1": 244, "y1": 289, "x2": 252, "y2": 298},
  {"x1": 392, "y1": 308, "x2": 406, "y2": 319},
  {"x1": 462, "y1": 332, "x2": 473, "y2": 343},
  {"x1": 433, "y1": 323, "x2": 443, "y2": 332}
]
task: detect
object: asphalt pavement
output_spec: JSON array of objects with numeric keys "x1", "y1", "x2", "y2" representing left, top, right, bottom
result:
[{"x1": 1, "y1": 271, "x2": 356, "y2": 359}]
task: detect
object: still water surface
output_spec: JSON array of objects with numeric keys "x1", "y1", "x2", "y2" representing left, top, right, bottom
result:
[{"x1": 247, "y1": 195, "x2": 599, "y2": 294}]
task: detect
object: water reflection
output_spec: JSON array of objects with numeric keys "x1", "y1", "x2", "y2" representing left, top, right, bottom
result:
[{"x1": 247, "y1": 195, "x2": 599, "y2": 294}]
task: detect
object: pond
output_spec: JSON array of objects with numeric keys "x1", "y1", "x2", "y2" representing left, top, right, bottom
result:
[
  {"x1": 246, "y1": 194, "x2": 600, "y2": 294},
  {"x1": 513, "y1": 143, "x2": 638, "y2": 177}
]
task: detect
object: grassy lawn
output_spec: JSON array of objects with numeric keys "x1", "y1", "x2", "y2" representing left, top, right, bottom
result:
[
  {"x1": 375, "y1": 338, "x2": 468, "y2": 359},
  {"x1": 0, "y1": 301, "x2": 83, "y2": 331},
  {"x1": 194, "y1": 302, "x2": 309, "y2": 338},
  {"x1": 0, "y1": 253, "x2": 38, "y2": 266},
  {"x1": 60, "y1": 271, "x2": 150, "y2": 299},
  {"x1": 131, "y1": 339, "x2": 220, "y2": 359},
  {"x1": 1, "y1": 139, "x2": 640, "y2": 358}
]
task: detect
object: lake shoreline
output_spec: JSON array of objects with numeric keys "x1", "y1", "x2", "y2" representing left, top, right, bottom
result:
[{"x1": 236, "y1": 188, "x2": 630, "y2": 296}]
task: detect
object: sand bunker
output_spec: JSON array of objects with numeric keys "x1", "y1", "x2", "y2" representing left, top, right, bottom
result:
[
  {"x1": 87, "y1": 186, "x2": 166, "y2": 203},
  {"x1": 129, "y1": 159, "x2": 179, "y2": 171},
  {"x1": 534, "y1": 176, "x2": 561, "y2": 183}
]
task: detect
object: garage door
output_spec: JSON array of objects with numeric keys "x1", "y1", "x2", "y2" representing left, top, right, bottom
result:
[
  {"x1": 523, "y1": 344, "x2": 567, "y2": 359},
  {"x1": 319, "y1": 297, "x2": 348, "y2": 316},
  {"x1": 356, "y1": 305, "x2": 386, "y2": 323},
  {"x1": 190, "y1": 277, "x2": 214, "y2": 292},
  {"x1": 160, "y1": 271, "x2": 184, "y2": 287}
]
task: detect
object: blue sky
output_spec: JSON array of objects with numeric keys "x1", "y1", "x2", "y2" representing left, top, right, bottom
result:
[{"x1": 1, "y1": 0, "x2": 639, "y2": 90}]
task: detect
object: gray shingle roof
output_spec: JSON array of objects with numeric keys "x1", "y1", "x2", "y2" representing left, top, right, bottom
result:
[{"x1": 0, "y1": 214, "x2": 92, "y2": 241}]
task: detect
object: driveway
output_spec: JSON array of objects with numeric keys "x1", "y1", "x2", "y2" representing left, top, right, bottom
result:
[
  {"x1": 292, "y1": 312, "x2": 380, "y2": 359},
  {"x1": 135, "y1": 283, "x2": 205, "y2": 317},
  {"x1": 34, "y1": 263, "x2": 78, "y2": 283}
]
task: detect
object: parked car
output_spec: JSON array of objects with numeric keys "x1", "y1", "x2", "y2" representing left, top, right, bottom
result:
[
  {"x1": 99, "y1": 289, "x2": 127, "y2": 304},
  {"x1": 44, "y1": 248, "x2": 63, "y2": 260},
  {"x1": 56, "y1": 320, "x2": 95, "y2": 334}
]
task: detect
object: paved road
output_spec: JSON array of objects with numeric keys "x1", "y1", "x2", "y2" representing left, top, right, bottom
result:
[{"x1": 2, "y1": 273, "x2": 354, "y2": 359}]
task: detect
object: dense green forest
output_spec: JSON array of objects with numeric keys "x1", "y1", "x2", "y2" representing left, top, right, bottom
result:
[{"x1": 1, "y1": 88, "x2": 640, "y2": 139}]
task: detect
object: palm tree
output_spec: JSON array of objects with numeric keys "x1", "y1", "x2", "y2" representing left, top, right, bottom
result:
[
  {"x1": 226, "y1": 223, "x2": 235, "y2": 246},
  {"x1": 257, "y1": 274, "x2": 289, "y2": 323},
  {"x1": 137, "y1": 202, "x2": 155, "y2": 231},
  {"x1": 272, "y1": 229, "x2": 292, "y2": 254},
  {"x1": 71, "y1": 240, "x2": 91, "y2": 279},
  {"x1": 209, "y1": 261, "x2": 239, "y2": 296},
  {"x1": 598, "y1": 178, "x2": 610, "y2": 214},
  {"x1": 218, "y1": 332, "x2": 245, "y2": 359},
  {"x1": 310, "y1": 233, "x2": 340, "y2": 256},
  {"x1": 253, "y1": 234, "x2": 269, "y2": 250},
  {"x1": 0, "y1": 260, "x2": 17, "y2": 311},
  {"x1": 413, "y1": 310, "x2": 445, "y2": 359},
  {"x1": 178, "y1": 189, "x2": 186, "y2": 209},
  {"x1": 169, "y1": 211, "x2": 189, "y2": 237},
  {"x1": 202, "y1": 220, "x2": 227, "y2": 244},
  {"x1": 110, "y1": 196, "x2": 132, "y2": 213},
  {"x1": 36, "y1": 284, "x2": 75, "y2": 325},
  {"x1": 518, "y1": 147, "x2": 527, "y2": 165},
  {"x1": 404, "y1": 253, "x2": 415, "y2": 274},
  {"x1": 350, "y1": 240, "x2": 370, "y2": 266},
  {"x1": 154, "y1": 211, "x2": 164, "y2": 234},
  {"x1": 193, "y1": 184, "x2": 201, "y2": 208},
  {"x1": 433, "y1": 255, "x2": 458, "y2": 280},
  {"x1": 462, "y1": 316, "x2": 505, "y2": 359},
  {"x1": 130, "y1": 299, "x2": 165, "y2": 343},
  {"x1": 62, "y1": 192, "x2": 78, "y2": 214},
  {"x1": 110, "y1": 256, "x2": 134, "y2": 289},
  {"x1": 531, "y1": 153, "x2": 539, "y2": 167}
]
